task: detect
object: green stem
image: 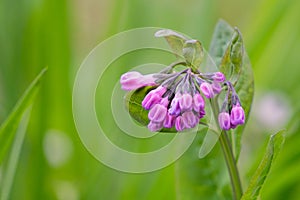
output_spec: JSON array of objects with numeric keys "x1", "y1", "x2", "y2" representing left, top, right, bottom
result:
[{"x1": 210, "y1": 98, "x2": 243, "y2": 200}]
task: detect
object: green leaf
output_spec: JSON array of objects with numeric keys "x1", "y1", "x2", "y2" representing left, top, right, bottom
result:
[
  {"x1": 209, "y1": 19, "x2": 254, "y2": 161},
  {"x1": 232, "y1": 54, "x2": 254, "y2": 161},
  {"x1": 0, "y1": 68, "x2": 47, "y2": 165},
  {"x1": 0, "y1": 107, "x2": 32, "y2": 200},
  {"x1": 219, "y1": 28, "x2": 244, "y2": 85},
  {"x1": 155, "y1": 29, "x2": 187, "y2": 58},
  {"x1": 209, "y1": 20, "x2": 244, "y2": 85},
  {"x1": 124, "y1": 86, "x2": 152, "y2": 126},
  {"x1": 209, "y1": 19, "x2": 234, "y2": 67},
  {"x1": 183, "y1": 39, "x2": 204, "y2": 70},
  {"x1": 241, "y1": 130, "x2": 285, "y2": 200}
]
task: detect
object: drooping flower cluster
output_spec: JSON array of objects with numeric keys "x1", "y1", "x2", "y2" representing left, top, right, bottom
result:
[
  {"x1": 120, "y1": 66, "x2": 245, "y2": 132},
  {"x1": 218, "y1": 82, "x2": 245, "y2": 130}
]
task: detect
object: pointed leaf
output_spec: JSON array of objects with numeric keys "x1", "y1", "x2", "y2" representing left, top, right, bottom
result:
[
  {"x1": 219, "y1": 28, "x2": 244, "y2": 85},
  {"x1": 209, "y1": 19, "x2": 234, "y2": 67},
  {"x1": 241, "y1": 130, "x2": 285, "y2": 200},
  {"x1": 232, "y1": 54, "x2": 254, "y2": 161},
  {"x1": 155, "y1": 29, "x2": 187, "y2": 57},
  {"x1": 124, "y1": 86, "x2": 152, "y2": 126},
  {"x1": 0, "y1": 108, "x2": 31, "y2": 200},
  {"x1": 209, "y1": 19, "x2": 254, "y2": 161},
  {"x1": 0, "y1": 68, "x2": 47, "y2": 165},
  {"x1": 183, "y1": 39, "x2": 204, "y2": 69}
]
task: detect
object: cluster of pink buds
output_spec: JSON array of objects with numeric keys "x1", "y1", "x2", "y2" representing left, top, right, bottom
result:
[
  {"x1": 120, "y1": 66, "x2": 245, "y2": 132},
  {"x1": 218, "y1": 82, "x2": 245, "y2": 130}
]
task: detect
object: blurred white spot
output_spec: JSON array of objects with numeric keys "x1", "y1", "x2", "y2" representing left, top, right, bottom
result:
[
  {"x1": 54, "y1": 181, "x2": 79, "y2": 200},
  {"x1": 43, "y1": 130, "x2": 73, "y2": 168},
  {"x1": 253, "y1": 92, "x2": 291, "y2": 130}
]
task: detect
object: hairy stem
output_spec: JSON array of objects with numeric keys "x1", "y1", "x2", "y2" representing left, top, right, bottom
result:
[{"x1": 210, "y1": 98, "x2": 243, "y2": 200}]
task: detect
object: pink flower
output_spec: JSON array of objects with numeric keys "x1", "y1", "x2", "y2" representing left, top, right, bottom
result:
[
  {"x1": 148, "y1": 104, "x2": 167, "y2": 123},
  {"x1": 148, "y1": 121, "x2": 164, "y2": 132},
  {"x1": 120, "y1": 71, "x2": 156, "y2": 91},
  {"x1": 193, "y1": 93, "x2": 205, "y2": 112},
  {"x1": 182, "y1": 111, "x2": 199, "y2": 129},
  {"x1": 200, "y1": 82, "x2": 214, "y2": 98},
  {"x1": 142, "y1": 86, "x2": 166, "y2": 110},
  {"x1": 164, "y1": 114, "x2": 175, "y2": 128},
  {"x1": 179, "y1": 93, "x2": 193, "y2": 111},
  {"x1": 218, "y1": 112, "x2": 231, "y2": 130},
  {"x1": 175, "y1": 116, "x2": 185, "y2": 131},
  {"x1": 230, "y1": 105, "x2": 245, "y2": 126},
  {"x1": 169, "y1": 93, "x2": 182, "y2": 116},
  {"x1": 212, "y1": 72, "x2": 225, "y2": 82}
]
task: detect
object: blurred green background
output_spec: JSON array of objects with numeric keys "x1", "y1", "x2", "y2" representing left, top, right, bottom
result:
[{"x1": 1, "y1": 0, "x2": 300, "y2": 199}]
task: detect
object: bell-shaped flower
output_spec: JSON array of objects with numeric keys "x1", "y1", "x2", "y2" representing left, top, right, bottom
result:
[
  {"x1": 218, "y1": 112, "x2": 231, "y2": 130},
  {"x1": 120, "y1": 71, "x2": 156, "y2": 91}
]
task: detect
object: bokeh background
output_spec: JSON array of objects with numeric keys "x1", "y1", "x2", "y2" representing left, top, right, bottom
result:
[{"x1": 1, "y1": 0, "x2": 300, "y2": 199}]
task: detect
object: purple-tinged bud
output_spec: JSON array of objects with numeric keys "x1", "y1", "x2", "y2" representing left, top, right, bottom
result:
[
  {"x1": 212, "y1": 82, "x2": 222, "y2": 95},
  {"x1": 199, "y1": 109, "x2": 206, "y2": 118},
  {"x1": 182, "y1": 111, "x2": 199, "y2": 129},
  {"x1": 148, "y1": 121, "x2": 163, "y2": 132},
  {"x1": 218, "y1": 112, "x2": 231, "y2": 130},
  {"x1": 193, "y1": 93, "x2": 205, "y2": 112},
  {"x1": 164, "y1": 113, "x2": 175, "y2": 128},
  {"x1": 175, "y1": 116, "x2": 185, "y2": 131},
  {"x1": 200, "y1": 82, "x2": 214, "y2": 98},
  {"x1": 212, "y1": 72, "x2": 225, "y2": 82},
  {"x1": 148, "y1": 104, "x2": 167, "y2": 123},
  {"x1": 230, "y1": 105, "x2": 245, "y2": 126},
  {"x1": 142, "y1": 86, "x2": 166, "y2": 110},
  {"x1": 120, "y1": 71, "x2": 156, "y2": 91},
  {"x1": 169, "y1": 93, "x2": 181, "y2": 116},
  {"x1": 179, "y1": 93, "x2": 193, "y2": 111},
  {"x1": 160, "y1": 97, "x2": 169, "y2": 107}
]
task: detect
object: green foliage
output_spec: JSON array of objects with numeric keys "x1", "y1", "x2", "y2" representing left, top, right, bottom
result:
[
  {"x1": 0, "y1": 68, "x2": 46, "y2": 200},
  {"x1": 1, "y1": 0, "x2": 299, "y2": 199},
  {"x1": 241, "y1": 130, "x2": 285, "y2": 200},
  {"x1": 175, "y1": 131, "x2": 232, "y2": 200},
  {"x1": 183, "y1": 39, "x2": 204, "y2": 70},
  {"x1": 209, "y1": 19, "x2": 234, "y2": 67},
  {"x1": 232, "y1": 54, "x2": 254, "y2": 161},
  {"x1": 155, "y1": 29, "x2": 187, "y2": 58},
  {"x1": 0, "y1": 68, "x2": 47, "y2": 165},
  {"x1": 124, "y1": 86, "x2": 152, "y2": 126},
  {"x1": 219, "y1": 28, "x2": 243, "y2": 85},
  {"x1": 209, "y1": 20, "x2": 254, "y2": 161}
]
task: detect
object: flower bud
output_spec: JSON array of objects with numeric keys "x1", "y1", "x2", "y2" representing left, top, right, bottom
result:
[
  {"x1": 148, "y1": 121, "x2": 163, "y2": 132},
  {"x1": 230, "y1": 105, "x2": 245, "y2": 126},
  {"x1": 182, "y1": 111, "x2": 199, "y2": 129},
  {"x1": 193, "y1": 93, "x2": 205, "y2": 112},
  {"x1": 212, "y1": 82, "x2": 222, "y2": 95},
  {"x1": 142, "y1": 86, "x2": 166, "y2": 110},
  {"x1": 148, "y1": 104, "x2": 167, "y2": 123},
  {"x1": 218, "y1": 112, "x2": 231, "y2": 130},
  {"x1": 169, "y1": 93, "x2": 181, "y2": 116},
  {"x1": 179, "y1": 93, "x2": 193, "y2": 111},
  {"x1": 175, "y1": 116, "x2": 185, "y2": 131},
  {"x1": 164, "y1": 113, "x2": 175, "y2": 128},
  {"x1": 200, "y1": 82, "x2": 214, "y2": 98},
  {"x1": 120, "y1": 71, "x2": 156, "y2": 90},
  {"x1": 212, "y1": 72, "x2": 225, "y2": 82}
]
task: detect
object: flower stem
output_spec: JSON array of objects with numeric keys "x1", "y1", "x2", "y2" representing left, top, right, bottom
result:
[{"x1": 210, "y1": 98, "x2": 243, "y2": 200}]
